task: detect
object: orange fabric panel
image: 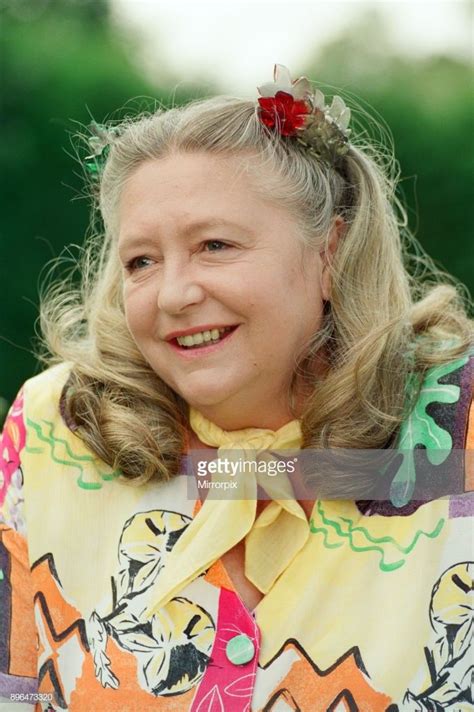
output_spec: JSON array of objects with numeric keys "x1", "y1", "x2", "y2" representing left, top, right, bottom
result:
[
  {"x1": 260, "y1": 641, "x2": 392, "y2": 711},
  {"x1": 69, "y1": 637, "x2": 195, "y2": 711},
  {"x1": 204, "y1": 557, "x2": 235, "y2": 591},
  {"x1": 1, "y1": 526, "x2": 37, "y2": 678},
  {"x1": 32, "y1": 556, "x2": 196, "y2": 710}
]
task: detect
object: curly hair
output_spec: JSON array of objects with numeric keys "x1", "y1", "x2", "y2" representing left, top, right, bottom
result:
[{"x1": 38, "y1": 94, "x2": 473, "y2": 491}]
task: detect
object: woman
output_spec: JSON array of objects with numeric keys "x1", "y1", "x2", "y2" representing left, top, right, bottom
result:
[{"x1": 1, "y1": 65, "x2": 472, "y2": 711}]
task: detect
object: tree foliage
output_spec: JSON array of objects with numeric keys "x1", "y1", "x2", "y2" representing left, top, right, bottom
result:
[
  {"x1": 0, "y1": 2, "x2": 472, "y2": 423},
  {"x1": 304, "y1": 10, "x2": 473, "y2": 294}
]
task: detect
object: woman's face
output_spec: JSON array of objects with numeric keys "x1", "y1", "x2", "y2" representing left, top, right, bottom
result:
[{"x1": 118, "y1": 152, "x2": 327, "y2": 430}]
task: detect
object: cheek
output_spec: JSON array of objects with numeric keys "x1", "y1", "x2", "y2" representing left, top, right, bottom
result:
[
  {"x1": 266, "y1": 250, "x2": 321, "y2": 295},
  {"x1": 123, "y1": 286, "x2": 155, "y2": 338}
]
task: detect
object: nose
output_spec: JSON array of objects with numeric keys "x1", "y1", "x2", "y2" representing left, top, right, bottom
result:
[{"x1": 156, "y1": 261, "x2": 206, "y2": 315}]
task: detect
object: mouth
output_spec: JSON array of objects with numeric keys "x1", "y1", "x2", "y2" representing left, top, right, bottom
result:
[{"x1": 168, "y1": 325, "x2": 239, "y2": 353}]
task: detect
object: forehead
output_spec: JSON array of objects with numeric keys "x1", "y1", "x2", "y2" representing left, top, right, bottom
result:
[{"x1": 117, "y1": 152, "x2": 293, "y2": 241}]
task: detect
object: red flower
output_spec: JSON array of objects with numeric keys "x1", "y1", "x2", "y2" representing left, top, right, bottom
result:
[{"x1": 257, "y1": 91, "x2": 311, "y2": 136}]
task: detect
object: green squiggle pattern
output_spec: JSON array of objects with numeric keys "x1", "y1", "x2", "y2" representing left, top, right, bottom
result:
[
  {"x1": 309, "y1": 526, "x2": 344, "y2": 549},
  {"x1": 389, "y1": 353, "x2": 470, "y2": 507},
  {"x1": 310, "y1": 501, "x2": 445, "y2": 572},
  {"x1": 26, "y1": 417, "x2": 120, "y2": 490}
]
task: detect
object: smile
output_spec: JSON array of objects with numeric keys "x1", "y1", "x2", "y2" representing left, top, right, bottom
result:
[
  {"x1": 176, "y1": 327, "x2": 234, "y2": 348},
  {"x1": 168, "y1": 326, "x2": 239, "y2": 355}
]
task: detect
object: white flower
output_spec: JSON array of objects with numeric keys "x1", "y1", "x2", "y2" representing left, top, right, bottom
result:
[
  {"x1": 257, "y1": 64, "x2": 313, "y2": 101},
  {"x1": 326, "y1": 95, "x2": 351, "y2": 134}
]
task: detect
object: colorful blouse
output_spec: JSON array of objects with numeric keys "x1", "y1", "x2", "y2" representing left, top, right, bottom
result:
[{"x1": 0, "y1": 356, "x2": 472, "y2": 711}]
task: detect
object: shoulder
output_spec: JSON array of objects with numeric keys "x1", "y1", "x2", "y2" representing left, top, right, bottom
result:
[
  {"x1": 419, "y1": 350, "x2": 473, "y2": 448},
  {"x1": 1, "y1": 363, "x2": 73, "y2": 467},
  {"x1": 0, "y1": 364, "x2": 70, "y2": 527},
  {"x1": 359, "y1": 350, "x2": 473, "y2": 516},
  {"x1": 21, "y1": 362, "x2": 73, "y2": 421},
  {"x1": 403, "y1": 350, "x2": 473, "y2": 451},
  {"x1": 404, "y1": 351, "x2": 472, "y2": 496}
]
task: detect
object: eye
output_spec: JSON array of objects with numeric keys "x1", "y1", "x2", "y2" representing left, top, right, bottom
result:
[
  {"x1": 125, "y1": 255, "x2": 155, "y2": 272},
  {"x1": 202, "y1": 240, "x2": 230, "y2": 252}
]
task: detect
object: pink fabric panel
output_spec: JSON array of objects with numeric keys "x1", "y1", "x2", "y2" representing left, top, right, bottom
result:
[
  {"x1": 0, "y1": 390, "x2": 26, "y2": 507},
  {"x1": 191, "y1": 587, "x2": 260, "y2": 712}
]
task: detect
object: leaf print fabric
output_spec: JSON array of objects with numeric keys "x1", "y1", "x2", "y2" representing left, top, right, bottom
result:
[
  {"x1": 390, "y1": 354, "x2": 470, "y2": 507},
  {"x1": 0, "y1": 355, "x2": 472, "y2": 710}
]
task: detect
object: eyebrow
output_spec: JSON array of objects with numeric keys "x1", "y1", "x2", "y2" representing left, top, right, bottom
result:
[
  {"x1": 119, "y1": 218, "x2": 252, "y2": 251},
  {"x1": 182, "y1": 218, "x2": 251, "y2": 235}
]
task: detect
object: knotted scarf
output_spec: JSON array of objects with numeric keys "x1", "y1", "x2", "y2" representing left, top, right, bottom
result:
[{"x1": 145, "y1": 408, "x2": 308, "y2": 617}]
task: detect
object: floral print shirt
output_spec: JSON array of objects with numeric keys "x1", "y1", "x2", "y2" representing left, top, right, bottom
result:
[{"x1": 0, "y1": 356, "x2": 472, "y2": 712}]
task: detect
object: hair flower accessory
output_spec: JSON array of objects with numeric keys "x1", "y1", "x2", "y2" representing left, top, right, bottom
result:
[
  {"x1": 257, "y1": 64, "x2": 351, "y2": 163},
  {"x1": 257, "y1": 65, "x2": 313, "y2": 136}
]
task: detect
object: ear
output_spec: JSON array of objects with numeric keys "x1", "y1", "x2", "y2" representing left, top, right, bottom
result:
[{"x1": 320, "y1": 216, "x2": 345, "y2": 301}]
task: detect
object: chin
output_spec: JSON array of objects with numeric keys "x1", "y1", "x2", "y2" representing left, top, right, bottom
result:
[
  {"x1": 181, "y1": 389, "x2": 232, "y2": 410},
  {"x1": 175, "y1": 379, "x2": 239, "y2": 411}
]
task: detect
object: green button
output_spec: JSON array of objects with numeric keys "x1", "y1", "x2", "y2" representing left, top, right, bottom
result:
[{"x1": 225, "y1": 634, "x2": 255, "y2": 665}]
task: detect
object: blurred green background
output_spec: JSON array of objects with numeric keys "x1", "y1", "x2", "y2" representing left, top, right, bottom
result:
[{"x1": 1, "y1": 0, "x2": 473, "y2": 424}]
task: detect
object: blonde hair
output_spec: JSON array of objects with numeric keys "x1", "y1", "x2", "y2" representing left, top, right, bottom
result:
[{"x1": 39, "y1": 95, "x2": 473, "y2": 490}]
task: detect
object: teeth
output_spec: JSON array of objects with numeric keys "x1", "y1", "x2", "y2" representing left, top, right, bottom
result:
[{"x1": 176, "y1": 327, "x2": 232, "y2": 348}]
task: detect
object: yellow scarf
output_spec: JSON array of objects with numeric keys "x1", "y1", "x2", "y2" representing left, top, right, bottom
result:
[{"x1": 144, "y1": 408, "x2": 308, "y2": 617}]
